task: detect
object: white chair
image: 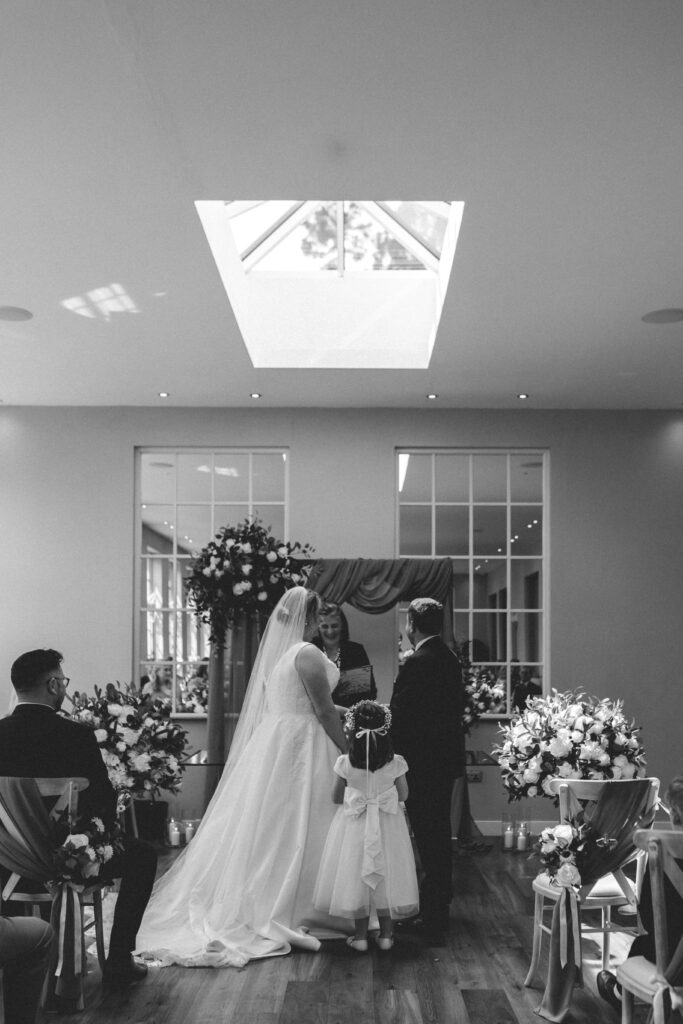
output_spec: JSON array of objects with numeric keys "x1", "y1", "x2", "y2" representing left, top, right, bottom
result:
[
  {"x1": 525, "y1": 777, "x2": 660, "y2": 987},
  {"x1": 616, "y1": 829, "x2": 683, "y2": 1024}
]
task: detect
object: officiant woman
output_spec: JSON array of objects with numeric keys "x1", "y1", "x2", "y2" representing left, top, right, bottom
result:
[{"x1": 313, "y1": 602, "x2": 377, "y2": 707}]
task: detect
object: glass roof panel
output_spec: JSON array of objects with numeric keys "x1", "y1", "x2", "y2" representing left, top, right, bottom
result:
[
  {"x1": 255, "y1": 202, "x2": 339, "y2": 272},
  {"x1": 344, "y1": 202, "x2": 425, "y2": 271},
  {"x1": 381, "y1": 201, "x2": 450, "y2": 257},
  {"x1": 226, "y1": 201, "x2": 300, "y2": 257}
]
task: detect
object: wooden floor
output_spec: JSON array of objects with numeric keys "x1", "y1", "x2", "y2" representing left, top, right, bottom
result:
[{"x1": 39, "y1": 843, "x2": 647, "y2": 1024}]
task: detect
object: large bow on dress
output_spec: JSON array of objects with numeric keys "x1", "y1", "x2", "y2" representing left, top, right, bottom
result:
[{"x1": 343, "y1": 786, "x2": 399, "y2": 889}]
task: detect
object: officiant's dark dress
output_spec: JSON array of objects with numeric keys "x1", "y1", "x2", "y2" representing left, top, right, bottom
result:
[
  {"x1": 0, "y1": 705, "x2": 156, "y2": 968},
  {"x1": 389, "y1": 638, "x2": 465, "y2": 930}
]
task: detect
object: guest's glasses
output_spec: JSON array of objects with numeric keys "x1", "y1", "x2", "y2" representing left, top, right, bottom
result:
[{"x1": 48, "y1": 676, "x2": 70, "y2": 687}]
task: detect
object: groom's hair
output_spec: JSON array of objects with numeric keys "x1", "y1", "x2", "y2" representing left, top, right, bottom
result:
[
  {"x1": 11, "y1": 648, "x2": 63, "y2": 693},
  {"x1": 408, "y1": 598, "x2": 443, "y2": 637}
]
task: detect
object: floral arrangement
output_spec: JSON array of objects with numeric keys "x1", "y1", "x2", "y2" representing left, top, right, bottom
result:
[
  {"x1": 177, "y1": 673, "x2": 209, "y2": 714},
  {"x1": 454, "y1": 641, "x2": 507, "y2": 733},
  {"x1": 493, "y1": 689, "x2": 647, "y2": 802},
  {"x1": 52, "y1": 815, "x2": 125, "y2": 888},
  {"x1": 67, "y1": 683, "x2": 189, "y2": 813},
  {"x1": 536, "y1": 820, "x2": 591, "y2": 890},
  {"x1": 185, "y1": 516, "x2": 315, "y2": 645}
]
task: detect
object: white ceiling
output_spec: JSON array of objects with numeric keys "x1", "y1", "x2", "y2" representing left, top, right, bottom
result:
[{"x1": 2, "y1": 1, "x2": 683, "y2": 409}]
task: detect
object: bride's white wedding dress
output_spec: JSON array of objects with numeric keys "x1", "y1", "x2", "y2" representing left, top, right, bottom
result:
[{"x1": 135, "y1": 639, "x2": 350, "y2": 967}]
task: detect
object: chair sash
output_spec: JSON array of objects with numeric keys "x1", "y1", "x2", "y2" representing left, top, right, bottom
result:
[
  {"x1": 0, "y1": 778, "x2": 87, "y2": 1010},
  {"x1": 538, "y1": 778, "x2": 655, "y2": 1023}
]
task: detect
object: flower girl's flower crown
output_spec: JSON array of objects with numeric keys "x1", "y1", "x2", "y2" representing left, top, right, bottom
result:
[{"x1": 344, "y1": 700, "x2": 392, "y2": 737}]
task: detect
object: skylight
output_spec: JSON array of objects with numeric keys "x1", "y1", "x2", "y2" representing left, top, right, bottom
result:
[{"x1": 195, "y1": 200, "x2": 464, "y2": 369}]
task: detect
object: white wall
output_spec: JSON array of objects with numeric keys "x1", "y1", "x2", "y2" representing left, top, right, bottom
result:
[{"x1": 2, "y1": 407, "x2": 682, "y2": 822}]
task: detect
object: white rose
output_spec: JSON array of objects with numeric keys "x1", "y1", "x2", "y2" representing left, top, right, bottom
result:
[
  {"x1": 549, "y1": 734, "x2": 573, "y2": 758},
  {"x1": 120, "y1": 727, "x2": 140, "y2": 745},
  {"x1": 628, "y1": 736, "x2": 640, "y2": 749},
  {"x1": 553, "y1": 824, "x2": 575, "y2": 847},
  {"x1": 556, "y1": 862, "x2": 581, "y2": 887},
  {"x1": 277, "y1": 545, "x2": 288, "y2": 557},
  {"x1": 242, "y1": 563, "x2": 252, "y2": 576},
  {"x1": 611, "y1": 766, "x2": 623, "y2": 779},
  {"x1": 132, "y1": 753, "x2": 151, "y2": 772},
  {"x1": 94, "y1": 728, "x2": 108, "y2": 743},
  {"x1": 116, "y1": 741, "x2": 126, "y2": 752},
  {"x1": 107, "y1": 703, "x2": 123, "y2": 717},
  {"x1": 241, "y1": 580, "x2": 252, "y2": 591},
  {"x1": 590, "y1": 722, "x2": 604, "y2": 735},
  {"x1": 527, "y1": 785, "x2": 538, "y2": 797},
  {"x1": 232, "y1": 582, "x2": 244, "y2": 596},
  {"x1": 258, "y1": 591, "x2": 268, "y2": 601},
  {"x1": 598, "y1": 751, "x2": 611, "y2": 766},
  {"x1": 225, "y1": 538, "x2": 235, "y2": 549},
  {"x1": 570, "y1": 730, "x2": 584, "y2": 744},
  {"x1": 68, "y1": 834, "x2": 90, "y2": 850},
  {"x1": 202, "y1": 567, "x2": 212, "y2": 577},
  {"x1": 523, "y1": 768, "x2": 540, "y2": 784},
  {"x1": 266, "y1": 551, "x2": 277, "y2": 562},
  {"x1": 620, "y1": 762, "x2": 637, "y2": 779},
  {"x1": 241, "y1": 542, "x2": 252, "y2": 554}
]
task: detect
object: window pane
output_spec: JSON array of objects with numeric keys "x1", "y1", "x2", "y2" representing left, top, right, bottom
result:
[
  {"x1": 140, "y1": 454, "x2": 176, "y2": 504},
  {"x1": 452, "y1": 561, "x2": 470, "y2": 609},
  {"x1": 140, "y1": 610, "x2": 174, "y2": 661},
  {"x1": 141, "y1": 506, "x2": 175, "y2": 555},
  {"x1": 511, "y1": 612, "x2": 542, "y2": 663},
  {"x1": 435, "y1": 454, "x2": 469, "y2": 501},
  {"x1": 471, "y1": 612, "x2": 505, "y2": 662},
  {"x1": 177, "y1": 453, "x2": 212, "y2": 502},
  {"x1": 473, "y1": 506, "x2": 507, "y2": 556},
  {"x1": 435, "y1": 506, "x2": 468, "y2": 556},
  {"x1": 399, "y1": 505, "x2": 431, "y2": 555},
  {"x1": 140, "y1": 556, "x2": 174, "y2": 609},
  {"x1": 510, "y1": 455, "x2": 543, "y2": 502},
  {"x1": 511, "y1": 507, "x2": 543, "y2": 556},
  {"x1": 214, "y1": 504, "x2": 250, "y2": 531},
  {"x1": 214, "y1": 453, "x2": 250, "y2": 502},
  {"x1": 472, "y1": 454, "x2": 507, "y2": 502},
  {"x1": 399, "y1": 454, "x2": 431, "y2": 501},
  {"x1": 510, "y1": 562, "x2": 542, "y2": 609},
  {"x1": 252, "y1": 453, "x2": 286, "y2": 501},
  {"x1": 177, "y1": 505, "x2": 213, "y2": 556},
  {"x1": 511, "y1": 665, "x2": 543, "y2": 712},
  {"x1": 254, "y1": 505, "x2": 285, "y2": 541},
  {"x1": 472, "y1": 559, "x2": 506, "y2": 607},
  {"x1": 453, "y1": 612, "x2": 469, "y2": 646}
]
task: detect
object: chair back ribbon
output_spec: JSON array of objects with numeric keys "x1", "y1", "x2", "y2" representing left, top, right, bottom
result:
[{"x1": 0, "y1": 778, "x2": 88, "y2": 1010}]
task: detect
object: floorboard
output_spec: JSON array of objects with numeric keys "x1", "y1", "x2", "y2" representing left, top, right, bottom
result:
[{"x1": 36, "y1": 843, "x2": 653, "y2": 1024}]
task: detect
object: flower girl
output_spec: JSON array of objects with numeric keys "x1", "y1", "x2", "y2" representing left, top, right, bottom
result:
[{"x1": 313, "y1": 700, "x2": 419, "y2": 951}]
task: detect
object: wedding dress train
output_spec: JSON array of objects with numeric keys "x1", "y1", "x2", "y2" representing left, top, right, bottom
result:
[{"x1": 135, "y1": 638, "x2": 350, "y2": 967}]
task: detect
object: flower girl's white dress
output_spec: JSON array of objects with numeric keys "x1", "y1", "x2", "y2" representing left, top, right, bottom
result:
[
  {"x1": 135, "y1": 642, "x2": 350, "y2": 967},
  {"x1": 313, "y1": 754, "x2": 419, "y2": 920}
]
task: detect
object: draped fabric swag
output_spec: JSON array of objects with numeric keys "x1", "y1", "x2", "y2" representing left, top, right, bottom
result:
[{"x1": 306, "y1": 558, "x2": 453, "y2": 618}]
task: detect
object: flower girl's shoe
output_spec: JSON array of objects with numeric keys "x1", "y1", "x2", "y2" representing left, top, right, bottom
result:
[
  {"x1": 375, "y1": 935, "x2": 394, "y2": 951},
  {"x1": 346, "y1": 936, "x2": 368, "y2": 953}
]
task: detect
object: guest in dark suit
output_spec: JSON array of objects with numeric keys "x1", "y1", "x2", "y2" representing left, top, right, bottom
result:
[
  {"x1": 0, "y1": 649, "x2": 157, "y2": 988},
  {"x1": 0, "y1": 915, "x2": 53, "y2": 1024},
  {"x1": 313, "y1": 602, "x2": 377, "y2": 708},
  {"x1": 389, "y1": 598, "x2": 465, "y2": 942}
]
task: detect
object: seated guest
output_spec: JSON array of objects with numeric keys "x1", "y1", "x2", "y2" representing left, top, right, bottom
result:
[
  {"x1": 313, "y1": 602, "x2": 377, "y2": 708},
  {"x1": 598, "y1": 774, "x2": 683, "y2": 1011},
  {"x1": 0, "y1": 915, "x2": 53, "y2": 1024},
  {"x1": 0, "y1": 649, "x2": 157, "y2": 988}
]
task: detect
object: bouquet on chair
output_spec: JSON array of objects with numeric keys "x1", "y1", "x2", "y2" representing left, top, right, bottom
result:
[
  {"x1": 51, "y1": 815, "x2": 125, "y2": 889},
  {"x1": 493, "y1": 689, "x2": 647, "y2": 802},
  {"x1": 454, "y1": 641, "x2": 507, "y2": 733},
  {"x1": 536, "y1": 820, "x2": 591, "y2": 891}
]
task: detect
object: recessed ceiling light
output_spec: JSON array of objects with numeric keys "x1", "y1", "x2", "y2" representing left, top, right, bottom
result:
[
  {"x1": 426, "y1": 393, "x2": 438, "y2": 400},
  {"x1": 158, "y1": 391, "x2": 170, "y2": 398},
  {"x1": 642, "y1": 308, "x2": 683, "y2": 324},
  {"x1": 0, "y1": 306, "x2": 33, "y2": 321},
  {"x1": 517, "y1": 393, "x2": 529, "y2": 400},
  {"x1": 250, "y1": 392, "x2": 262, "y2": 399}
]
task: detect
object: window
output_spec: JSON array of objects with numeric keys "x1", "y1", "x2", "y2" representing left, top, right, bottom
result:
[
  {"x1": 135, "y1": 448, "x2": 288, "y2": 715},
  {"x1": 397, "y1": 449, "x2": 547, "y2": 716}
]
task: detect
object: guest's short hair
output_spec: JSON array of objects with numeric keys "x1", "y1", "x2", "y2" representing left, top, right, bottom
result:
[
  {"x1": 11, "y1": 649, "x2": 63, "y2": 693},
  {"x1": 318, "y1": 602, "x2": 350, "y2": 642},
  {"x1": 666, "y1": 775, "x2": 683, "y2": 826},
  {"x1": 408, "y1": 598, "x2": 443, "y2": 637}
]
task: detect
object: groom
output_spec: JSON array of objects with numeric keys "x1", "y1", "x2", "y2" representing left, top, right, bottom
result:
[
  {"x1": 390, "y1": 598, "x2": 465, "y2": 943},
  {"x1": 0, "y1": 648, "x2": 157, "y2": 988}
]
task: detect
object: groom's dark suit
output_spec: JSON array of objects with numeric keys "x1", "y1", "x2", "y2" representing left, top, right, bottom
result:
[
  {"x1": 390, "y1": 637, "x2": 465, "y2": 930},
  {"x1": 0, "y1": 704, "x2": 157, "y2": 969}
]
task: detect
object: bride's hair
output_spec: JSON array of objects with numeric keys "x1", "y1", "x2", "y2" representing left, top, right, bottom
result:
[{"x1": 346, "y1": 700, "x2": 394, "y2": 772}]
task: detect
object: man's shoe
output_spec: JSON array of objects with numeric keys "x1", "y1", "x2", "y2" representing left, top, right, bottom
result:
[
  {"x1": 597, "y1": 970, "x2": 622, "y2": 1013},
  {"x1": 102, "y1": 957, "x2": 149, "y2": 989}
]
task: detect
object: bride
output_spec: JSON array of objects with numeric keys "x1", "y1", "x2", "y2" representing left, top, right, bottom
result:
[{"x1": 135, "y1": 586, "x2": 350, "y2": 967}]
